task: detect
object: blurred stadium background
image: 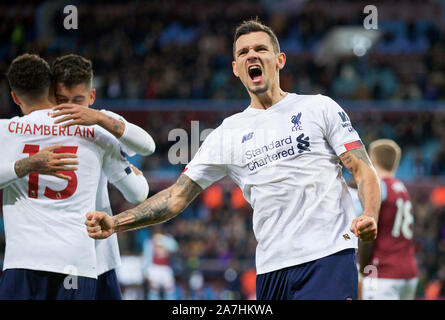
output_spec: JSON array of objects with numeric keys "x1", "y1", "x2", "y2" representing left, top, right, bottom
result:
[{"x1": 1, "y1": 0, "x2": 445, "y2": 299}]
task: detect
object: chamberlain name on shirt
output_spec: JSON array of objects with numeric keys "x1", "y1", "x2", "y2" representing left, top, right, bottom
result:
[
  {"x1": 8, "y1": 121, "x2": 95, "y2": 139},
  {"x1": 245, "y1": 135, "x2": 295, "y2": 171}
]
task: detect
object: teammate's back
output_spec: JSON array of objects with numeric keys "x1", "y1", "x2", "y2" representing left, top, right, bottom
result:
[
  {"x1": 1, "y1": 109, "x2": 130, "y2": 278},
  {"x1": 0, "y1": 53, "x2": 148, "y2": 299}
]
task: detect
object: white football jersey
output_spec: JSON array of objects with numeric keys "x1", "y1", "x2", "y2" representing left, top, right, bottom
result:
[
  {"x1": 184, "y1": 94, "x2": 361, "y2": 274},
  {"x1": 1, "y1": 109, "x2": 133, "y2": 278},
  {"x1": 94, "y1": 110, "x2": 136, "y2": 276}
]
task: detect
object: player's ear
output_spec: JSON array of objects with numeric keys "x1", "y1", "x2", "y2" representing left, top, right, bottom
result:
[
  {"x1": 89, "y1": 88, "x2": 96, "y2": 106},
  {"x1": 11, "y1": 91, "x2": 22, "y2": 107},
  {"x1": 232, "y1": 60, "x2": 239, "y2": 78},
  {"x1": 277, "y1": 52, "x2": 286, "y2": 71}
]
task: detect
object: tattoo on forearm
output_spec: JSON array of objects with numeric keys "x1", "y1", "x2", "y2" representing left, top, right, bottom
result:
[
  {"x1": 341, "y1": 154, "x2": 354, "y2": 173},
  {"x1": 106, "y1": 116, "x2": 125, "y2": 138},
  {"x1": 340, "y1": 146, "x2": 380, "y2": 218},
  {"x1": 114, "y1": 174, "x2": 202, "y2": 232},
  {"x1": 114, "y1": 190, "x2": 172, "y2": 231},
  {"x1": 339, "y1": 147, "x2": 372, "y2": 174},
  {"x1": 349, "y1": 148, "x2": 372, "y2": 167},
  {"x1": 15, "y1": 153, "x2": 50, "y2": 178}
]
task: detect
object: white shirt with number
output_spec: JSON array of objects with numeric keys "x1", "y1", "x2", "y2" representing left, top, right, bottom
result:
[
  {"x1": 0, "y1": 109, "x2": 133, "y2": 279},
  {"x1": 184, "y1": 93, "x2": 362, "y2": 275}
]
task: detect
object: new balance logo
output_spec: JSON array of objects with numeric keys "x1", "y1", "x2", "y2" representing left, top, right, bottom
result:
[
  {"x1": 338, "y1": 111, "x2": 350, "y2": 122},
  {"x1": 241, "y1": 132, "x2": 254, "y2": 143}
]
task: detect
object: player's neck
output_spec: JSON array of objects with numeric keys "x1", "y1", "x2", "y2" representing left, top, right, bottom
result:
[
  {"x1": 21, "y1": 99, "x2": 55, "y2": 115},
  {"x1": 249, "y1": 86, "x2": 287, "y2": 110},
  {"x1": 376, "y1": 167, "x2": 394, "y2": 179}
]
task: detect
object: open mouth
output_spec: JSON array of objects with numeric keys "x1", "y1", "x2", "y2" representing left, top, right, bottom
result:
[{"x1": 248, "y1": 65, "x2": 263, "y2": 83}]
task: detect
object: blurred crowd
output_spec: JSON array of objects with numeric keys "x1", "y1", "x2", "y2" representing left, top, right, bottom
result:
[
  {"x1": 0, "y1": 0, "x2": 444, "y2": 299},
  {"x1": 0, "y1": 0, "x2": 445, "y2": 110}
]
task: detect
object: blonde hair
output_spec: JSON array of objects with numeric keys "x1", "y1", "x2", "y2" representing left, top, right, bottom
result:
[{"x1": 369, "y1": 139, "x2": 402, "y2": 172}]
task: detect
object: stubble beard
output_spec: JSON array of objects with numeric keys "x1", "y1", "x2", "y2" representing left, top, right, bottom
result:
[{"x1": 247, "y1": 82, "x2": 269, "y2": 95}]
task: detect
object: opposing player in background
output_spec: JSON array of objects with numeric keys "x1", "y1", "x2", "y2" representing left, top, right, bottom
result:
[
  {"x1": 0, "y1": 54, "x2": 148, "y2": 299},
  {"x1": 359, "y1": 139, "x2": 418, "y2": 300},
  {"x1": 86, "y1": 19, "x2": 381, "y2": 300},
  {"x1": 50, "y1": 54, "x2": 156, "y2": 299},
  {"x1": 142, "y1": 227, "x2": 178, "y2": 300}
]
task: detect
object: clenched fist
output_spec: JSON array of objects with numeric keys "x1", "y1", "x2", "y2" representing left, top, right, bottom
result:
[
  {"x1": 350, "y1": 215, "x2": 377, "y2": 242},
  {"x1": 85, "y1": 211, "x2": 115, "y2": 239}
]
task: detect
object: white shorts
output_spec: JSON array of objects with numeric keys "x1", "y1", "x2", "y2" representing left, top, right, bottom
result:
[
  {"x1": 362, "y1": 277, "x2": 418, "y2": 300},
  {"x1": 147, "y1": 264, "x2": 175, "y2": 290}
]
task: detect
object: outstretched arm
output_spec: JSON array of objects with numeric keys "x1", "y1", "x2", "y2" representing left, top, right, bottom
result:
[
  {"x1": 85, "y1": 174, "x2": 202, "y2": 238},
  {"x1": 339, "y1": 146, "x2": 381, "y2": 241}
]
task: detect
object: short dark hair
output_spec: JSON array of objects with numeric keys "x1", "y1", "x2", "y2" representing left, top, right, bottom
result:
[
  {"x1": 233, "y1": 19, "x2": 280, "y2": 57},
  {"x1": 6, "y1": 53, "x2": 52, "y2": 99},
  {"x1": 369, "y1": 139, "x2": 402, "y2": 172},
  {"x1": 51, "y1": 54, "x2": 93, "y2": 88}
]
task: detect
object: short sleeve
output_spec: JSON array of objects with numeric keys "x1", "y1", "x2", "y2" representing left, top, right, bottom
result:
[
  {"x1": 322, "y1": 96, "x2": 363, "y2": 156},
  {"x1": 183, "y1": 127, "x2": 227, "y2": 190}
]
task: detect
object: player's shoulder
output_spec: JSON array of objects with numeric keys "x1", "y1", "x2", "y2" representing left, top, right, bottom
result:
[
  {"x1": 383, "y1": 177, "x2": 409, "y2": 195},
  {"x1": 0, "y1": 115, "x2": 19, "y2": 125},
  {"x1": 290, "y1": 93, "x2": 332, "y2": 103},
  {"x1": 290, "y1": 94, "x2": 342, "y2": 114},
  {"x1": 310, "y1": 94, "x2": 342, "y2": 109},
  {"x1": 220, "y1": 109, "x2": 250, "y2": 127},
  {"x1": 0, "y1": 118, "x2": 13, "y2": 133},
  {"x1": 293, "y1": 93, "x2": 327, "y2": 103},
  {"x1": 0, "y1": 112, "x2": 34, "y2": 131}
]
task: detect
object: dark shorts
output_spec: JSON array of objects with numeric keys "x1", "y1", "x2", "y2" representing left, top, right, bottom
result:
[
  {"x1": 0, "y1": 269, "x2": 96, "y2": 300},
  {"x1": 95, "y1": 269, "x2": 122, "y2": 300},
  {"x1": 256, "y1": 248, "x2": 358, "y2": 300}
]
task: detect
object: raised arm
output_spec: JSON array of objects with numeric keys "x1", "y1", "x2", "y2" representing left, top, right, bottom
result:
[
  {"x1": 85, "y1": 174, "x2": 203, "y2": 239},
  {"x1": 52, "y1": 104, "x2": 156, "y2": 156},
  {"x1": 339, "y1": 146, "x2": 381, "y2": 241}
]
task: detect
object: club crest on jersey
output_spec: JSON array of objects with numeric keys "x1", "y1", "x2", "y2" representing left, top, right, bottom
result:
[
  {"x1": 343, "y1": 234, "x2": 351, "y2": 240},
  {"x1": 291, "y1": 113, "x2": 302, "y2": 131}
]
